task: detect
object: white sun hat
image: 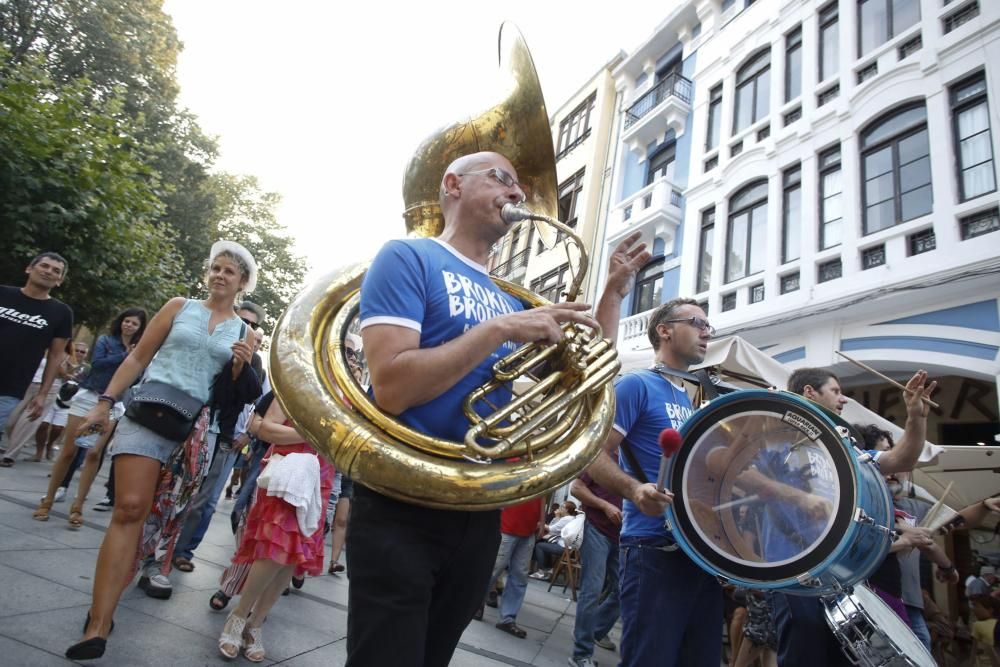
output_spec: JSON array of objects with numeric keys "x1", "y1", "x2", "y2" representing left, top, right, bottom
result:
[{"x1": 210, "y1": 240, "x2": 258, "y2": 294}]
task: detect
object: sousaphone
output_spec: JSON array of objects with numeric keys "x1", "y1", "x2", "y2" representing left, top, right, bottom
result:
[{"x1": 269, "y1": 24, "x2": 618, "y2": 510}]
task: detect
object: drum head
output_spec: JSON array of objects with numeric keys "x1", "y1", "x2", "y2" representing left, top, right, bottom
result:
[{"x1": 670, "y1": 391, "x2": 856, "y2": 584}]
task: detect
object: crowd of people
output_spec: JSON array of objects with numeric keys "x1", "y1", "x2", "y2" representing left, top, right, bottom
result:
[{"x1": 1, "y1": 148, "x2": 998, "y2": 667}]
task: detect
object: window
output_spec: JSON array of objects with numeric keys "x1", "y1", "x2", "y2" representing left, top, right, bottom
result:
[
  {"x1": 960, "y1": 207, "x2": 1000, "y2": 240},
  {"x1": 857, "y1": 62, "x2": 878, "y2": 84},
  {"x1": 819, "y1": 146, "x2": 843, "y2": 249},
  {"x1": 697, "y1": 208, "x2": 715, "y2": 293},
  {"x1": 556, "y1": 94, "x2": 596, "y2": 158},
  {"x1": 531, "y1": 264, "x2": 571, "y2": 303},
  {"x1": 646, "y1": 143, "x2": 676, "y2": 185},
  {"x1": 698, "y1": 300, "x2": 710, "y2": 316},
  {"x1": 944, "y1": 2, "x2": 979, "y2": 33},
  {"x1": 858, "y1": 0, "x2": 920, "y2": 57},
  {"x1": 818, "y1": 84, "x2": 840, "y2": 106},
  {"x1": 632, "y1": 257, "x2": 665, "y2": 315},
  {"x1": 726, "y1": 180, "x2": 769, "y2": 282},
  {"x1": 819, "y1": 2, "x2": 839, "y2": 82},
  {"x1": 734, "y1": 49, "x2": 771, "y2": 133},
  {"x1": 784, "y1": 107, "x2": 802, "y2": 126},
  {"x1": 786, "y1": 27, "x2": 802, "y2": 102},
  {"x1": 543, "y1": 169, "x2": 585, "y2": 250},
  {"x1": 750, "y1": 283, "x2": 765, "y2": 303},
  {"x1": 861, "y1": 104, "x2": 932, "y2": 234},
  {"x1": 722, "y1": 293, "x2": 737, "y2": 312},
  {"x1": 731, "y1": 141, "x2": 744, "y2": 157},
  {"x1": 908, "y1": 229, "x2": 936, "y2": 255},
  {"x1": 951, "y1": 72, "x2": 996, "y2": 201},
  {"x1": 707, "y1": 84, "x2": 723, "y2": 150},
  {"x1": 818, "y1": 258, "x2": 842, "y2": 283},
  {"x1": 782, "y1": 164, "x2": 802, "y2": 263},
  {"x1": 705, "y1": 155, "x2": 719, "y2": 172},
  {"x1": 780, "y1": 272, "x2": 800, "y2": 294},
  {"x1": 757, "y1": 125, "x2": 771, "y2": 141},
  {"x1": 898, "y1": 34, "x2": 921, "y2": 59},
  {"x1": 861, "y1": 245, "x2": 886, "y2": 269}
]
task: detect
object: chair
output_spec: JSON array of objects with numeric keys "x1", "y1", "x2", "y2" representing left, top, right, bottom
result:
[{"x1": 547, "y1": 546, "x2": 581, "y2": 601}]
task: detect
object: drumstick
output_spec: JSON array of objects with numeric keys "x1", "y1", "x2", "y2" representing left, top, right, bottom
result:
[
  {"x1": 834, "y1": 351, "x2": 939, "y2": 409},
  {"x1": 712, "y1": 495, "x2": 760, "y2": 512}
]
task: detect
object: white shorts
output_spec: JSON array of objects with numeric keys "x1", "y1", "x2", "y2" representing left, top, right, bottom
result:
[
  {"x1": 42, "y1": 403, "x2": 69, "y2": 427},
  {"x1": 69, "y1": 389, "x2": 100, "y2": 418}
]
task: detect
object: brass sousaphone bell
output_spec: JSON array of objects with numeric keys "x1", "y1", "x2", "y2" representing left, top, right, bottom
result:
[{"x1": 269, "y1": 24, "x2": 619, "y2": 510}]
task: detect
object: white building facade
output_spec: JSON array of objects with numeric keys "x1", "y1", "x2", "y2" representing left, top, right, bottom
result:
[{"x1": 603, "y1": 0, "x2": 1000, "y2": 445}]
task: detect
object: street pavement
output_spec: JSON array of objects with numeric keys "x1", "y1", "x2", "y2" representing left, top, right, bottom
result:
[{"x1": 0, "y1": 454, "x2": 623, "y2": 666}]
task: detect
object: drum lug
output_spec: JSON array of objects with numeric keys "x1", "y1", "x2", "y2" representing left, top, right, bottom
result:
[
  {"x1": 715, "y1": 575, "x2": 731, "y2": 587},
  {"x1": 854, "y1": 507, "x2": 894, "y2": 535}
]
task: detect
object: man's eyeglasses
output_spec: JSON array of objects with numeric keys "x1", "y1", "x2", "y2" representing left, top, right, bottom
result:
[
  {"x1": 240, "y1": 316, "x2": 261, "y2": 331},
  {"x1": 459, "y1": 167, "x2": 527, "y2": 201},
  {"x1": 662, "y1": 316, "x2": 715, "y2": 336}
]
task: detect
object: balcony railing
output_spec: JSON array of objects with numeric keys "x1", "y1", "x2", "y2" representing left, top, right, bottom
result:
[
  {"x1": 490, "y1": 248, "x2": 530, "y2": 280},
  {"x1": 624, "y1": 73, "x2": 693, "y2": 129}
]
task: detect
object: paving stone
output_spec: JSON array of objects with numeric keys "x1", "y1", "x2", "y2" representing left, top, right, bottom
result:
[
  {"x1": 0, "y1": 633, "x2": 69, "y2": 666},
  {"x1": 0, "y1": 562, "x2": 90, "y2": 618}
]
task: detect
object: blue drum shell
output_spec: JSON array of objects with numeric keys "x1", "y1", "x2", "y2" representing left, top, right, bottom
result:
[{"x1": 666, "y1": 389, "x2": 892, "y2": 596}]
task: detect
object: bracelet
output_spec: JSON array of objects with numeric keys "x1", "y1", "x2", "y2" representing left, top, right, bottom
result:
[
  {"x1": 939, "y1": 564, "x2": 956, "y2": 573},
  {"x1": 97, "y1": 394, "x2": 116, "y2": 405}
]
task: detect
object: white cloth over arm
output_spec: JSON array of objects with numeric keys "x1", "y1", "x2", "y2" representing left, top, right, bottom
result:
[{"x1": 264, "y1": 453, "x2": 322, "y2": 535}]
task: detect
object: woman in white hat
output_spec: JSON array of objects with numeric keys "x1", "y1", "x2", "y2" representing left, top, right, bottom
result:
[{"x1": 65, "y1": 241, "x2": 258, "y2": 661}]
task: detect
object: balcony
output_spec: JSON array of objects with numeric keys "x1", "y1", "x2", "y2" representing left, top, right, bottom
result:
[
  {"x1": 490, "y1": 248, "x2": 530, "y2": 283},
  {"x1": 608, "y1": 177, "x2": 683, "y2": 245},
  {"x1": 622, "y1": 73, "x2": 693, "y2": 159},
  {"x1": 618, "y1": 307, "x2": 656, "y2": 348}
]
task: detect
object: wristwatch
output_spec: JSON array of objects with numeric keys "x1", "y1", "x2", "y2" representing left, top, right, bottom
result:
[{"x1": 939, "y1": 564, "x2": 956, "y2": 573}]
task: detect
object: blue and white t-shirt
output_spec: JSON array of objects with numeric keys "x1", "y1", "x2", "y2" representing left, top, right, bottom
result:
[
  {"x1": 359, "y1": 238, "x2": 523, "y2": 443},
  {"x1": 613, "y1": 369, "x2": 694, "y2": 539}
]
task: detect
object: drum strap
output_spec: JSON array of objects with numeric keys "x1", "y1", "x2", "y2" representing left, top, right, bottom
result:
[{"x1": 619, "y1": 439, "x2": 650, "y2": 485}]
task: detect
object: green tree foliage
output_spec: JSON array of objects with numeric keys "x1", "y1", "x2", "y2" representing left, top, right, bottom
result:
[
  {"x1": 0, "y1": 49, "x2": 186, "y2": 328},
  {"x1": 0, "y1": 0, "x2": 309, "y2": 327}
]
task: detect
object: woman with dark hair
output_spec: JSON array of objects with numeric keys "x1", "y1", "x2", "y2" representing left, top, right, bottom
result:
[
  {"x1": 64, "y1": 241, "x2": 257, "y2": 661},
  {"x1": 34, "y1": 307, "x2": 147, "y2": 526}
]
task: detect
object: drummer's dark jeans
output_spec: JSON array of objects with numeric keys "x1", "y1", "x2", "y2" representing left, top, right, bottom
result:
[
  {"x1": 771, "y1": 593, "x2": 853, "y2": 667},
  {"x1": 618, "y1": 536, "x2": 722, "y2": 667},
  {"x1": 345, "y1": 485, "x2": 501, "y2": 667}
]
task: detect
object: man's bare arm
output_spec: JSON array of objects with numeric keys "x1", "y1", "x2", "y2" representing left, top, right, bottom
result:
[
  {"x1": 877, "y1": 370, "x2": 936, "y2": 475},
  {"x1": 594, "y1": 232, "x2": 650, "y2": 344},
  {"x1": 586, "y1": 429, "x2": 672, "y2": 517},
  {"x1": 364, "y1": 303, "x2": 598, "y2": 415},
  {"x1": 27, "y1": 338, "x2": 68, "y2": 419}
]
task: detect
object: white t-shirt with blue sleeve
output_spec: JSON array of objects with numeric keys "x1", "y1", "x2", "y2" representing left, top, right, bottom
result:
[
  {"x1": 359, "y1": 238, "x2": 523, "y2": 443},
  {"x1": 613, "y1": 369, "x2": 695, "y2": 539}
]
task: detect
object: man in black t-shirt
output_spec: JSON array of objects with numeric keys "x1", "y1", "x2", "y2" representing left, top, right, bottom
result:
[{"x1": 0, "y1": 252, "x2": 73, "y2": 465}]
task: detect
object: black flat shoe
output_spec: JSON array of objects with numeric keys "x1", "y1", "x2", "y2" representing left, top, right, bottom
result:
[
  {"x1": 65, "y1": 637, "x2": 106, "y2": 660},
  {"x1": 83, "y1": 612, "x2": 114, "y2": 634}
]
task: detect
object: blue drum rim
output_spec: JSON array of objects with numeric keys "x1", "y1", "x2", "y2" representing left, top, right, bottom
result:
[{"x1": 666, "y1": 390, "x2": 864, "y2": 588}]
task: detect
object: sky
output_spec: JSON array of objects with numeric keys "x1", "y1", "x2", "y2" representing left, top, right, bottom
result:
[{"x1": 162, "y1": 1, "x2": 671, "y2": 281}]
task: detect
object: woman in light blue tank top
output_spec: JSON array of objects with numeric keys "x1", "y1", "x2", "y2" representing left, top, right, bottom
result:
[{"x1": 64, "y1": 241, "x2": 258, "y2": 661}]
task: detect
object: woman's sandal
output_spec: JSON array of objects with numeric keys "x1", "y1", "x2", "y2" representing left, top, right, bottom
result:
[
  {"x1": 243, "y1": 625, "x2": 266, "y2": 663},
  {"x1": 32, "y1": 498, "x2": 53, "y2": 522},
  {"x1": 218, "y1": 612, "x2": 247, "y2": 659},
  {"x1": 328, "y1": 562, "x2": 345, "y2": 575},
  {"x1": 68, "y1": 502, "x2": 84, "y2": 529},
  {"x1": 209, "y1": 590, "x2": 231, "y2": 611}
]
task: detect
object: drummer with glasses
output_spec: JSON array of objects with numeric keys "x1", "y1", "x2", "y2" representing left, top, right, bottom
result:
[{"x1": 585, "y1": 298, "x2": 723, "y2": 667}]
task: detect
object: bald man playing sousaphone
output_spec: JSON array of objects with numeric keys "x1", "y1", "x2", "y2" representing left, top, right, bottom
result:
[{"x1": 349, "y1": 150, "x2": 649, "y2": 666}]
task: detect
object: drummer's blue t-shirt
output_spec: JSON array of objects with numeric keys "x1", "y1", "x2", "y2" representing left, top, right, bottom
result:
[
  {"x1": 755, "y1": 440, "x2": 883, "y2": 562},
  {"x1": 359, "y1": 238, "x2": 522, "y2": 443},
  {"x1": 613, "y1": 369, "x2": 694, "y2": 539}
]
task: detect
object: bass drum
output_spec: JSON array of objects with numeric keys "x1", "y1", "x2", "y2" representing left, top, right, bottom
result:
[
  {"x1": 665, "y1": 390, "x2": 893, "y2": 596},
  {"x1": 824, "y1": 583, "x2": 936, "y2": 666}
]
